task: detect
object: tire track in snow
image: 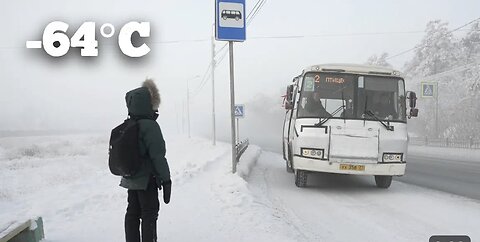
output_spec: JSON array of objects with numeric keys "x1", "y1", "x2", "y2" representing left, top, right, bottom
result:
[{"x1": 247, "y1": 153, "x2": 315, "y2": 242}]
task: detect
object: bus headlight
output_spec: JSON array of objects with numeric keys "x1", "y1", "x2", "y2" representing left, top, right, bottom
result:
[
  {"x1": 301, "y1": 148, "x2": 324, "y2": 159},
  {"x1": 382, "y1": 153, "x2": 403, "y2": 162}
]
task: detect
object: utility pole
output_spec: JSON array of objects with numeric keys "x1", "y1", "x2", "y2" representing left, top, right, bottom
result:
[
  {"x1": 176, "y1": 102, "x2": 179, "y2": 134},
  {"x1": 435, "y1": 84, "x2": 439, "y2": 137},
  {"x1": 182, "y1": 100, "x2": 185, "y2": 134},
  {"x1": 187, "y1": 80, "x2": 191, "y2": 138},
  {"x1": 211, "y1": 28, "x2": 217, "y2": 146},
  {"x1": 186, "y1": 75, "x2": 200, "y2": 139}
]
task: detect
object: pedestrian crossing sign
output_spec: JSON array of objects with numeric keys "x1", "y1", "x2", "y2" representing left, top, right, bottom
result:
[
  {"x1": 234, "y1": 104, "x2": 245, "y2": 118},
  {"x1": 421, "y1": 82, "x2": 436, "y2": 98}
]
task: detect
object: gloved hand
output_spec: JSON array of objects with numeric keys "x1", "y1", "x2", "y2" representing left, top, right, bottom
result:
[{"x1": 161, "y1": 180, "x2": 171, "y2": 204}]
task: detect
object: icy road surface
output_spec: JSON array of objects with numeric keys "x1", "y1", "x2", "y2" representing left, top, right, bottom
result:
[
  {"x1": 0, "y1": 134, "x2": 479, "y2": 241},
  {"x1": 396, "y1": 145, "x2": 480, "y2": 200}
]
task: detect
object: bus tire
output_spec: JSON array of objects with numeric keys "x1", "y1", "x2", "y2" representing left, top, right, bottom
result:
[
  {"x1": 374, "y1": 175, "x2": 392, "y2": 189},
  {"x1": 295, "y1": 170, "x2": 307, "y2": 187}
]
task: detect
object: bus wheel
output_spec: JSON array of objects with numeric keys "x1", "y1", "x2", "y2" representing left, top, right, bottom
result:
[
  {"x1": 295, "y1": 170, "x2": 307, "y2": 187},
  {"x1": 374, "y1": 175, "x2": 392, "y2": 189}
]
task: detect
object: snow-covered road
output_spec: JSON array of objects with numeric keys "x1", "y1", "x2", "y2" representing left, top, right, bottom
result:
[
  {"x1": 248, "y1": 151, "x2": 480, "y2": 242},
  {"x1": 396, "y1": 153, "x2": 480, "y2": 200},
  {"x1": 1, "y1": 134, "x2": 479, "y2": 241}
]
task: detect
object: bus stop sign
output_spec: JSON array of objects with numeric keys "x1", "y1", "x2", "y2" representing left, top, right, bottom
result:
[{"x1": 215, "y1": 0, "x2": 246, "y2": 42}]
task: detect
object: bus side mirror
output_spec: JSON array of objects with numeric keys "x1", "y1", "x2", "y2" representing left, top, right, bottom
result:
[
  {"x1": 407, "y1": 91, "x2": 418, "y2": 118},
  {"x1": 407, "y1": 91, "x2": 417, "y2": 108}
]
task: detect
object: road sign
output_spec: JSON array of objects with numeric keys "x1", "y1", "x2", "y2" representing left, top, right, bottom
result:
[
  {"x1": 215, "y1": 0, "x2": 246, "y2": 42},
  {"x1": 234, "y1": 104, "x2": 245, "y2": 118},
  {"x1": 421, "y1": 82, "x2": 436, "y2": 98}
]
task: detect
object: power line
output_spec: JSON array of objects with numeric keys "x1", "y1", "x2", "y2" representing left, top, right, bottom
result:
[
  {"x1": 2, "y1": 28, "x2": 473, "y2": 51},
  {"x1": 247, "y1": 0, "x2": 267, "y2": 26},
  {"x1": 216, "y1": 47, "x2": 230, "y2": 67},
  {"x1": 205, "y1": 29, "x2": 474, "y2": 61},
  {"x1": 246, "y1": 0, "x2": 263, "y2": 20},
  {"x1": 387, "y1": 17, "x2": 480, "y2": 60},
  {"x1": 190, "y1": 62, "x2": 213, "y2": 98},
  {"x1": 413, "y1": 57, "x2": 480, "y2": 81}
]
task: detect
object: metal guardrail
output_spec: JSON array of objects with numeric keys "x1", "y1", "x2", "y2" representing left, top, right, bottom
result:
[
  {"x1": 0, "y1": 217, "x2": 44, "y2": 242},
  {"x1": 235, "y1": 139, "x2": 249, "y2": 162},
  {"x1": 409, "y1": 137, "x2": 480, "y2": 149}
]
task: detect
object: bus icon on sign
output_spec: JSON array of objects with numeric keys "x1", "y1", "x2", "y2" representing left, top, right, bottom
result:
[
  {"x1": 222, "y1": 10, "x2": 242, "y2": 21},
  {"x1": 218, "y1": 2, "x2": 244, "y2": 29}
]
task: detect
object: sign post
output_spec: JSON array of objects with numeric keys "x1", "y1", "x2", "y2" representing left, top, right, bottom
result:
[{"x1": 215, "y1": 0, "x2": 246, "y2": 173}]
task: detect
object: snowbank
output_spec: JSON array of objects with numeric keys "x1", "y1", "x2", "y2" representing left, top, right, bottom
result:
[
  {"x1": 0, "y1": 134, "x2": 234, "y2": 241},
  {"x1": 0, "y1": 134, "x2": 299, "y2": 241},
  {"x1": 408, "y1": 145, "x2": 480, "y2": 162},
  {"x1": 1, "y1": 134, "x2": 479, "y2": 241},
  {"x1": 236, "y1": 145, "x2": 262, "y2": 179}
]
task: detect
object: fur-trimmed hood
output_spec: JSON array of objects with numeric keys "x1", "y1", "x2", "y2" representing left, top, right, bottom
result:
[
  {"x1": 142, "y1": 79, "x2": 161, "y2": 111},
  {"x1": 125, "y1": 79, "x2": 161, "y2": 119}
]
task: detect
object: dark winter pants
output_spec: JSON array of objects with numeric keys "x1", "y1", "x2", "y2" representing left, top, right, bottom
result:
[{"x1": 125, "y1": 177, "x2": 159, "y2": 242}]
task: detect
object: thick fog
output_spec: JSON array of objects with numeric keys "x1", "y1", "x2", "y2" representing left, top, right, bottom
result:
[{"x1": 1, "y1": 0, "x2": 479, "y2": 147}]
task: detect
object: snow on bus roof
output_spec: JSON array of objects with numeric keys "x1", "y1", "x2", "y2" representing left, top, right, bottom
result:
[{"x1": 304, "y1": 63, "x2": 403, "y2": 77}]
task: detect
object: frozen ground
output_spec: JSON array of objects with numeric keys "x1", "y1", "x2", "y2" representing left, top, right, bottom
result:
[{"x1": 0, "y1": 134, "x2": 479, "y2": 241}]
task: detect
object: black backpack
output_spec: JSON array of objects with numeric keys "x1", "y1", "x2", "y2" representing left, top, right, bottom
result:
[{"x1": 109, "y1": 118, "x2": 143, "y2": 177}]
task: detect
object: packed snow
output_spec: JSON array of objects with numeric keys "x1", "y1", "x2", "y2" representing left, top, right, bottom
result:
[{"x1": 0, "y1": 134, "x2": 479, "y2": 241}]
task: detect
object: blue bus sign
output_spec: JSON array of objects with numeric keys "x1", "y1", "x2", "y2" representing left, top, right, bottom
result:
[{"x1": 215, "y1": 0, "x2": 246, "y2": 42}]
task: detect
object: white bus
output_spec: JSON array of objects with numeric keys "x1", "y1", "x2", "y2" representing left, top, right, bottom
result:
[{"x1": 282, "y1": 64, "x2": 418, "y2": 188}]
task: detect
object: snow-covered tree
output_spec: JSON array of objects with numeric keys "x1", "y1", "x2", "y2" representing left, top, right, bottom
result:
[
  {"x1": 401, "y1": 20, "x2": 480, "y2": 139},
  {"x1": 445, "y1": 22, "x2": 480, "y2": 139},
  {"x1": 404, "y1": 20, "x2": 457, "y2": 77},
  {"x1": 459, "y1": 22, "x2": 480, "y2": 64},
  {"x1": 365, "y1": 52, "x2": 392, "y2": 67}
]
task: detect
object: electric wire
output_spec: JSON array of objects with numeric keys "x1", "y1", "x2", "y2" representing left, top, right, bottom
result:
[{"x1": 386, "y1": 17, "x2": 480, "y2": 60}]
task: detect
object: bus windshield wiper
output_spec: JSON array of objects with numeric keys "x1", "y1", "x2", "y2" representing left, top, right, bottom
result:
[
  {"x1": 316, "y1": 105, "x2": 344, "y2": 126},
  {"x1": 364, "y1": 110, "x2": 394, "y2": 131}
]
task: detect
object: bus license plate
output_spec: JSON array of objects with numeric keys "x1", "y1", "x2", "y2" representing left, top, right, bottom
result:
[{"x1": 339, "y1": 164, "x2": 365, "y2": 171}]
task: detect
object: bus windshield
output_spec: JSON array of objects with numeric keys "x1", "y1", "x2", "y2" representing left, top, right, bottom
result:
[{"x1": 297, "y1": 72, "x2": 406, "y2": 122}]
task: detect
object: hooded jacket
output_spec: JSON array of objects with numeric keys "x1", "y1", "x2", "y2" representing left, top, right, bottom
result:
[{"x1": 119, "y1": 80, "x2": 170, "y2": 190}]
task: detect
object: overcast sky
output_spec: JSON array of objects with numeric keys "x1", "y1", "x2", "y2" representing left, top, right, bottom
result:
[{"x1": 0, "y1": 0, "x2": 479, "y2": 138}]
